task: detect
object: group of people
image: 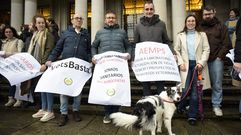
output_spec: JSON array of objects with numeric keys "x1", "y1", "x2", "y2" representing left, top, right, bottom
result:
[{"x1": 0, "y1": 0, "x2": 240, "y2": 128}]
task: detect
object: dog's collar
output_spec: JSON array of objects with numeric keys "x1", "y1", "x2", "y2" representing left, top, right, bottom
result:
[{"x1": 161, "y1": 97, "x2": 175, "y2": 103}]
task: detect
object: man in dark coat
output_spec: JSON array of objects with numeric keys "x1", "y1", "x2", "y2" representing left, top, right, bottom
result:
[
  {"x1": 46, "y1": 13, "x2": 91, "y2": 127},
  {"x1": 199, "y1": 5, "x2": 232, "y2": 117},
  {"x1": 134, "y1": 1, "x2": 174, "y2": 96},
  {"x1": 91, "y1": 10, "x2": 132, "y2": 124}
]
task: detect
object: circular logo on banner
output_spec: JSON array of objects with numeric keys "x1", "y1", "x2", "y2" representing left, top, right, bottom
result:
[
  {"x1": 64, "y1": 78, "x2": 73, "y2": 85},
  {"x1": 106, "y1": 88, "x2": 115, "y2": 96}
]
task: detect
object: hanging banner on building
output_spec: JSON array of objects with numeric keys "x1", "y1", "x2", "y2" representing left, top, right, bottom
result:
[
  {"x1": 35, "y1": 58, "x2": 92, "y2": 97},
  {"x1": 88, "y1": 51, "x2": 131, "y2": 106},
  {"x1": 0, "y1": 53, "x2": 42, "y2": 85},
  {"x1": 132, "y1": 41, "x2": 181, "y2": 82}
]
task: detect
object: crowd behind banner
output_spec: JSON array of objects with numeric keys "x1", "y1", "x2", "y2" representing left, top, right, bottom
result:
[{"x1": 0, "y1": 1, "x2": 240, "y2": 128}]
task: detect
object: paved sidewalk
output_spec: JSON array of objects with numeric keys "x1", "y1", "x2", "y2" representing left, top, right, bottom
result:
[{"x1": 0, "y1": 108, "x2": 240, "y2": 135}]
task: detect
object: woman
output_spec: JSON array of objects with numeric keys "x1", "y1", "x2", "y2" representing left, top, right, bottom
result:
[
  {"x1": 1, "y1": 26, "x2": 24, "y2": 107},
  {"x1": 29, "y1": 15, "x2": 55, "y2": 122},
  {"x1": 174, "y1": 15, "x2": 210, "y2": 125}
]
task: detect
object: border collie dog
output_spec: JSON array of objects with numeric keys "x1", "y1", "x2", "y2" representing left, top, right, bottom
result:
[{"x1": 110, "y1": 85, "x2": 181, "y2": 135}]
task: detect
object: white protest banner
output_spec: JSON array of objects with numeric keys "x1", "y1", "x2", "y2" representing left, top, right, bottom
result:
[
  {"x1": 35, "y1": 58, "x2": 92, "y2": 97},
  {"x1": 0, "y1": 53, "x2": 42, "y2": 85},
  {"x1": 132, "y1": 41, "x2": 181, "y2": 82},
  {"x1": 88, "y1": 51, "x2": 131, "y2": 106}
]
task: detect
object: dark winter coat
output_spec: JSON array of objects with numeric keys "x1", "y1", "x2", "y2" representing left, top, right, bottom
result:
[
  {"x1": 48, "y1": 26, "x2": 91, "y2": 62},
  {"x1": 234, "y1": 18, "x2": 241, "y2": 62},
  {"x1": 199, "y1": 17, "x2": 232, "y2": 61}
]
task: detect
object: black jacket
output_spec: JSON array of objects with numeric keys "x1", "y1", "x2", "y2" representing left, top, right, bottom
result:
[{"x1": 234, "y1": 18, "x2": 241, "y2": 62}]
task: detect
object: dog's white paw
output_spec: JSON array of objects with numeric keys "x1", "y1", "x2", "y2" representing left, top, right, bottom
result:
[
  {"x1": 157, "y1": 128, "x2": 162, "y2": 133},
  {"x1": 172, "y1": 133, "x2": 176, "y2": 135}
]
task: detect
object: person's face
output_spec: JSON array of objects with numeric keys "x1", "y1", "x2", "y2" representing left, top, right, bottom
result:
[
  {"x1": 229, "y1": 10, "x2": 236, "y2": 19},
  {"x1": 35, "y1": 17, "x2": 46, "y2": 31},
  {"x1": 144, "y1": 3, "x2": 155, "y2": 18},
  {"x1": 186, "y1": 16, "x2": 196, "y2": 30},
  {"x1": 203, "y1": 10, "x2": 215, "y2": 21},
  {"x1": 72, "y1": 14, "x2": 83, "y2": 28},
  {"x1": 105, "y1": 13, "x2": 117, "y2": 26},
  {"x1": 4, "y1": 28, "x2": 13, "y2": 39}
]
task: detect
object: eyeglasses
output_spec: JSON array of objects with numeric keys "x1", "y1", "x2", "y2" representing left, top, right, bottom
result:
[
  {"x1": 203, "y1": 13, "x2": 214, "y2": 16},
  {"x1": 145, "y1": 8, "x2": 153, "y2": 11},
  {"x1": 106, "y1": 17, "x2": 116, "y2": 20},
  {"x1": 73, "y1": 17, "x2": 83, "y2": 20}
]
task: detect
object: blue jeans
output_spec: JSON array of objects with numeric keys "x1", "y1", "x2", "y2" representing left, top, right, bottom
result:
[
  {"x1": 41, "y1": 92, "x2": 54, "y2": 112},
  {"x1": 142, "y1": 81, "x2": 164, "y2": 96},
  {"x1": 9, "y1": 85, "x2": 16, "y2": 97},
  {"x1": 60, "y1": 94, "x2": 81, "y2": 115},
  {"x1": 208, "y1": 58, "x2": 224, "y2": 108},
  {"x1": 178, "y1": 60, "x2": 198, "y2": 119},
  {"x1": 239, "y1": 99, "x2": 241, "y2": 113},
  {"x1": 104, "y1": 105, "x2": 120, "y2": 116}
]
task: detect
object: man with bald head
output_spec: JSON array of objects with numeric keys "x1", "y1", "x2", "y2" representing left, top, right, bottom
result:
[{"x1": 46, "y1": 13, "x2": 91, "y2": 126}]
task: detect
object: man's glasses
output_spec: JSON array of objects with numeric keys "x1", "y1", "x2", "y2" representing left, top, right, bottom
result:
[
  {"x1": 106, "y1": 17, "x2": 116, "y2": 20},
  {"x1": 73, "y1": 17, "x2": 83, "y2": 20}
]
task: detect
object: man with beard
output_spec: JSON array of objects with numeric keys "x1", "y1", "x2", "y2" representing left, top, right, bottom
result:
[
  {"x1": 199, "y1": 5, "x2": 232, "y2": 117},
  {"x1": 134, "y1": 0, "x2": 175, "y2": 96}
]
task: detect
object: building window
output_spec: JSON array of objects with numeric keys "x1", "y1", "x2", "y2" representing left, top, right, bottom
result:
[{"x1": 37, "y1": 7, "x2": 50, "y2": 18}]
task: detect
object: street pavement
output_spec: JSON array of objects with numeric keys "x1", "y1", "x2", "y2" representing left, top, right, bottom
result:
[{"x1": 0, "y1": 106, "x2": 240, "y2": 135}]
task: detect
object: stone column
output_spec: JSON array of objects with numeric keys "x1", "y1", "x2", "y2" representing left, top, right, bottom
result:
[
  {"x1": 24, "y1": 0, "x2": 37, "y2": 24},
  {"x1": 75, "y1": 0, "x2": 88, "y2": 29},
  {"x1": 171, "y1": 0, "x2": 186, "y2": 43},
  {"x1": 153, "y1": 0, "x2": 167, "y2": 24},
  {"x1": 91, "y1": 0, "x2": 104, "y2": 42},
  {"x1": 11, "y1": 0, "x2": 23, "y2": 32}
]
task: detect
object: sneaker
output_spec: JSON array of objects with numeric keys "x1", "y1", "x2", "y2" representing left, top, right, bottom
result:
[
  {"x1": 213, "y1": 107, "x2": 223, "y2": 116},
  {"x1": 58, "y1": 114, "x2": 68, "y2": 127},
  {"x1": 103, "y1": 116, "x2": 111, "y2": 124},
  {"x1": 13, "y1": 100, "x2": 22, "y2": 107},
  {"x1": 5, "y1": 97, "x2": 15, "y2": 107},
  {"x1": 188, "y1": 118, "x2": 197, "y2": 126},
  {"x1": 32, "y1": 110, "x2": 47, "y2": 118},
  {"x1": 40, "y1": 112, "x2": 55, "y2": 122},
  {"x1": 73, "y1": 111, "x2": 82, "y2": 122}
]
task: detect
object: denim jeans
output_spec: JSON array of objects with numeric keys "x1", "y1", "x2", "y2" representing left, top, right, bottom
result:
[
  {"x1": 41, "y1": 92, "x2": 54, "y2": 112},
  {"x1": 60, "y1": 94, "x2": 81, "y2": 114},
  {"x1": 142, "y1": 81, "x2": 164, "y2": 96},
  {"x1": 239, "y1": 99, "x2": 241, "y2": 113},
  {"x1": 9, "y1": 85, "x2": 16, "y2": 97},
  {"x1": 208, "y1": 58, "x2": 224, "y2": 108},
  {"x1": 104, "y1": 105, "x2": 120, "y2": 116},
  {"x1": 178, "y1": 60, "x2": 198, "y2": 119}
]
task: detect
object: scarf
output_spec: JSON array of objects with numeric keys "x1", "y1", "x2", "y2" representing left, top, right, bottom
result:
[{"x1": 28, "y1": 28, "x2": 48, "y2": 63}]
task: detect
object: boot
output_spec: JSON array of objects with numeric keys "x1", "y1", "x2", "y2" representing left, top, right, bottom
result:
[
  {"x1": 13, "y1": 100, "x2": 22, "y2": 107},
  {"x1": 5, "y1": 97, "x2": 15, "y2": 107}
]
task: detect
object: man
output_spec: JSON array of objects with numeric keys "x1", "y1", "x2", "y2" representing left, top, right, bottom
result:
[
  {"x1": 199, "y1": 6, "x2": 232, "y2": 117},
  {"x1": 91, "y1": 10, "x2": 132, "y2": 124},
  {"x1": 232, "y1": 18, "x2": 241, "y2": 120},
  {"x1": 46, "y1": 13, "x2": 91, "y2": 126},
  {"x1": 134, "y1": 1, "x2": 174, "y2": 96}
]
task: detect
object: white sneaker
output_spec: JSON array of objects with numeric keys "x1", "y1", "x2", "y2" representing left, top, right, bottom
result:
[
  {"x1": 5, "y1": 97, "x2": 15, "y2": 107},
  {"x1": 213, "y1": 107, "x2": 223, "y2": 116},
  {"x1": 32, "y1": 110, "x2": 47, "y2": 118},
  {"x1": 40, "y1": 112, "x2": 55, "y2": 122},
  {"x1": 13, "y1": 100, "x2": 22, "y2": 107}
]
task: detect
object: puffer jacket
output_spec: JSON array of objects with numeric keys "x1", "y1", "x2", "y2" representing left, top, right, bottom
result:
[
  {"x1": 48, "y1": 26, "x2": 91, "y2": 62},
  {"x1": 200, "y1": 17, "x2": 232, "y2": 61},
  {"x1": 91, "y1": 24, "x2": 132, "y2": 56}
]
